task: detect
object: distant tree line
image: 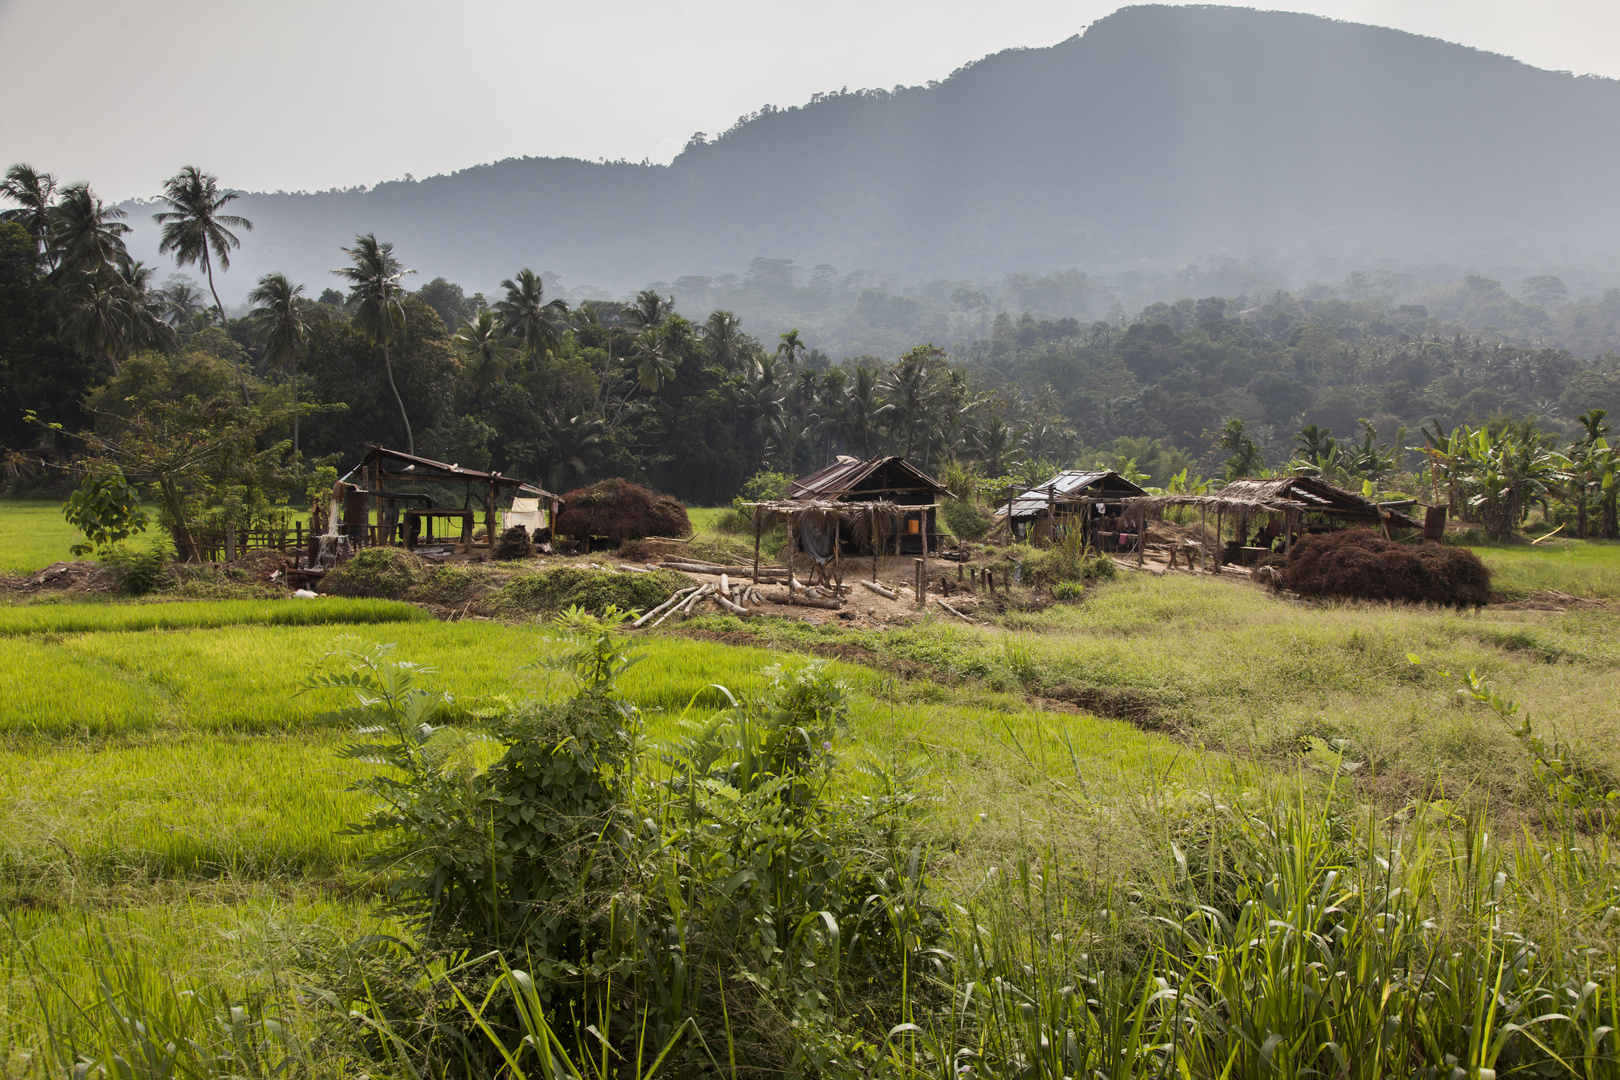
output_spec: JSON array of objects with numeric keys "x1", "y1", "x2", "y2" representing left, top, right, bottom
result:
[{"x1": 6, "y1": 162, "x2": 1620, "y2": 550}]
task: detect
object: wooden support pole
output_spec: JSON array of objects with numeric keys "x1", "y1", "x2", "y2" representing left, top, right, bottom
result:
[
  {"x1": 914, "y1": 558, "x2": 925, "y2": 607},
  {"x1": 1199, "y1": 505, "x2": 1208, "y2": 573},
  {"x1": 753, "y1": 510, "x2": 762, "y2": 585},
  {"x1": 1137, "y1": 503, "x2": 1146, "y2": 569},
  {"x1": 1214, "y1": 508, "x2": 1223, "y2": 574}
]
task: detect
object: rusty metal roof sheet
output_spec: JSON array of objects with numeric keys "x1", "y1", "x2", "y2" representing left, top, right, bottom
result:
[
  {"x1": 355, "y1": 444, "x2": 561, "y2": 500},
  {"x1": 786, "y1": 455, "x2": 949, "y2": 499},
  {"x1": 996, "y1": 470, "x2": 1149, "y2": 518}
]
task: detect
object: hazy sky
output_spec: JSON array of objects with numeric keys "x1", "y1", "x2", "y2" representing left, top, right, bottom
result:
[{"x1": 1, "y1": 0, "x2": 1615, "y2": 202}]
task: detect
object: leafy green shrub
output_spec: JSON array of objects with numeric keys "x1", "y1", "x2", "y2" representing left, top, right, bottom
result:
[
  {"x1": 63, "y1": 468, "x2": 148, "y2": 556},
  {"x1": 489, "y1": 566, "x2": 690, "y2": 616},
  {"x1": 941, "y1": 497, "x2": 995, "y2": 540},
  {"x1": 1026, "y1": 528, "x2": 1115, "y2": 585},
  {"x1": 320, "y1": 548, "x2": 422, "y2": 599},
  {"x1": 323, "y1": 612, "x2": 940, "y2": 1076},
  {"x1": 101, "y1": 535, "x2": 174, "y2": 596}
]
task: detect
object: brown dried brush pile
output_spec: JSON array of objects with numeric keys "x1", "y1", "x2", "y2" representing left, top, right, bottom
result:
[
  {"x1": 1280, "y1": 528, "x2": 1491, "y2": 607},
  {"x1": 554, "y1": 478, "x2": 691, "y2": 544},
  {"x1": 492, "y1": 525, "x2": 533, "y2": 560}
]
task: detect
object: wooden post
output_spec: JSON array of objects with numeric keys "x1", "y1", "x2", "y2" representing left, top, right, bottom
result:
[
  {"x1": 787, "y1": 512, "x2": 796, "y2": 605},
  {"x1": 914, "y1": 558, "x2": 925, "y2": 607},
  {"x1": 224, "y1": 521, "x2": 237, "y2": 562},
  {"x1": 871, "y1": 509, "x2": 879, "y2": 583},
  {"x1": 487, "y1": 480, "x2": 498, "y2": 547},
  {"x1": 1285, "y1": 510, "x2": 1294, "y2": 557},
  {"x1": 1214, "y1": 508, "x2": 1223, "y2": 574},
  {"x1": 752, "y1": 509, "x2": 762, "y2": 585},
  {"x1": 1199, "y1": 505, "x2": 1208, "y2": 573}
]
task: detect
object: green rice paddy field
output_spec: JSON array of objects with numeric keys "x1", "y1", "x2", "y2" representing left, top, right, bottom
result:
[{"x1": 5, "y1": 500, "x2": 1620, "y2": 1072}]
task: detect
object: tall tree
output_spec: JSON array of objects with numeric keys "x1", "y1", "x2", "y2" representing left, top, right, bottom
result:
[
  {"x1": 246, "y1": 273, "x2": 309, "y2": 453},
  {"x1": 776, "y1": 328, "x2": 806, "y2": 368},
  {"x1": 0, "y1": 164, "x2": 57, "y2": 257},
  {"x1": 334, "y1": 234, "x2": 417, "y2": 452},
  {"x1": 153, "y1": 166, "x2": 253, "y2": 399},
  {"x1": 55, "y1": 258, "x2": 174, "y2": 374},
  {"x1": 453, "y1": 308, "x2": 521, "y2": 395},
  {"x1": 494, "y1": 268, "x2": 569, "y2": 360},
  {"x1": 625, "y1": 288, "x2": 671, "y2": 329},
  {"x1": 47, "y1": 182, "x2": 129, "y2": 277},
  {"x1": 703, "y1": 309, "x2": 744, "y2": 371}
]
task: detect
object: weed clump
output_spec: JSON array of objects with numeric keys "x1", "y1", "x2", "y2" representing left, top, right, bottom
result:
[
  {"x1": 490, "y1": 566, "x2": 691, "y2": 616},
  {"x1": 101, "y1": 536, "x2": 175, "y2": 596},
  {"x1": 1281, "y1": 528, "x2": 1491, "y2": 607},
  {"x1": 320, "y1": 548, "x2": 421, "y2": 599},
  {"x1": 554, "y1": 478, "x2": 691, "y2": 543}
]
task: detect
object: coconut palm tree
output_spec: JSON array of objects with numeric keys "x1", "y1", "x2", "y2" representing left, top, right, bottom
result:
[
  {"x1": 630, "y1": 325, "x2": 677, "y2": 394},
  {"x1": 159, "y1": 278, "x2": 208, "y2": 326},
  {"x1": 56, "y1": 259, "x2": 175, "y2": 373},
  {"x1": 47, "y1": 182, "x2": 129, "y2": 277},
  {"x1": 247, "y1": 273, "x2": 309, "y2": 453},
  {"x1": 153, "y1": 167, "x2": 252, "y2": 327},
  {"x1": 454, "y1": 308, "x2": 521, "y2": 395},
  {"x1": 703, "y1": 309, "x2": 744, "y2": 371},
  {"x1": 625, "y1": 288, "x2": 671, "y2": 329},
  {"x1": 494, "y1": 268, "x2": 569, "y2": 360},
  {"x1": 0, "y1": 164, "x2": 58, "y2": 257},
  {"x1": 153, "y1": 167, "x2": 253, "y2": 399},
  {"x1": 334, "y1": 234, "x2": 416, "y2": 452}
]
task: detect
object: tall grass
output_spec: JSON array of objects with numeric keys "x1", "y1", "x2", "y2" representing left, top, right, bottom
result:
[
  {"x1": 912, "y1": 788, "x2": 1620, "y2": 1079},
  {"x1": 0, "y1": 597, "x2": 427, "y2": 636}
]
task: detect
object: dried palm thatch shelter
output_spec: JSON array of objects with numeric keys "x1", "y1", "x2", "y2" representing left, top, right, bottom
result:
[
  {"x1": 785, "y1": 455, "x2": 950, "y2": 556},
  {"x1": 1113, "y1": 476, "x2": 1423, "y2": 574},
  {"x1": 992, "y1": 469, "x2": 1149, "y2": 545},
  {"x1": 333, "y1": 445, "x2": 561, "y2": 552}
]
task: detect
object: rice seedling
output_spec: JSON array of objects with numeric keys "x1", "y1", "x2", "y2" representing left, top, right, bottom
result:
[
  {"x1": 0, "y1": 500, "x2": 92, "y2": 575},
  {"x1": 0, "y1": 597, "x2": 427, "y2": 636}
]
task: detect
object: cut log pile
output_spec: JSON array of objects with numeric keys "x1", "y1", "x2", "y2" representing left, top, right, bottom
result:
[{"x1": 628, "y1": 564, "x2": 826, "y2": 626}]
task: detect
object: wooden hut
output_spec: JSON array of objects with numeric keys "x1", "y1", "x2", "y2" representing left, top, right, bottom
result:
[
  {"x1": 334, "y1": 445, "x2": 562, "y2": 551},
  {"x1": 1218, "y1": 477, "x2": 1421, "y2": 536},
  {"x1": 991, "y1": 469, "x2": 1149, "y2": 545},
  {"x1": 785, "y1": 455, "x2": 950, "y2": 556}
]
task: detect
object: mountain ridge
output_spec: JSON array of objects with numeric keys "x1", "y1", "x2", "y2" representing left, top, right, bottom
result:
[{"x1": 118, "y1": 4, "x2": 1620, "y2": 303}]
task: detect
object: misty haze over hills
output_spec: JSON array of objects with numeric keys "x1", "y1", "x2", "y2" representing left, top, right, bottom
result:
[{"x1": 121, "y1": 4, "x2": 1620, "y2": 327}]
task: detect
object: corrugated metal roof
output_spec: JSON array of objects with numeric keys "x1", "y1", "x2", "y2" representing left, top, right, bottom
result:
[
  {"x1": 358, "y1": 444, "x2": 561, "y2": 500},
  {"x1": 787, "y1": 455, "x2": 949, "y2": 499},
  {"x1": 996, "y1": 470, "x2": 1148, "y2": 518}
]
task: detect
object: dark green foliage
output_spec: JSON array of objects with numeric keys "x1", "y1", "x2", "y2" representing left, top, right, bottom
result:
[{"x1": 940, "y1": 497, "x2": 994, "y2": 540}]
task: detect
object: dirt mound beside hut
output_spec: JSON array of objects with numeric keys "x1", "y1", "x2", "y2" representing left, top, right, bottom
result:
[
  {"x1": 1280, "y1": 528, "x2": 1491, "y2": 607},
  {"x1": 554, "y1": 479, "x2": 691, "y2": 544}
]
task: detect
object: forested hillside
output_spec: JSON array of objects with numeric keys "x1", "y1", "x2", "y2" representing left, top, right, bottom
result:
[{"x1": 116, "y1": 4, "x2": 1620, "y2": 302}]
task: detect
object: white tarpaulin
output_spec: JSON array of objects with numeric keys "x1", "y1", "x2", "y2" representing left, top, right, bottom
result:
[{"x1": 506, "y1": 496, "x2": 547, "y2": 534}]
